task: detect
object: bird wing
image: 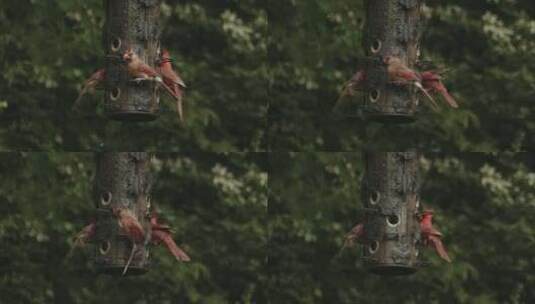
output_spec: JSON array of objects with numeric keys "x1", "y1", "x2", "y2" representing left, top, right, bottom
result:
[
  {"x1": 87, "y1": 69, "x2": 106, "y2": 84},
  {"x1": 421, "y1": 223, "x2": 443, "y2": 238},
  {"x1": 161, "y1": 80, "x2": 180, "y2": 101},
  {"x1": 397, "y1": 70, "x2": 419, "y2": 82},
  {"x1": 73, "y1": 70, "x2": 105, "y2": 110},
  {"x1": 123, "y1": 215, "x2": 145, "y2": 243},
  {"x1": 161, "y1": 66, "x2": 186, "y2": 88},
  {"x1": 428, "y1": 235, "x2": 451, "y2": 262},
  {"x1": 333, "y1": 71, "x2": 366, "y2": 111},
  {"x1": 136, "y1": 63, "x2": 160, "y2": 78},
  {"x1": 343, "y1": 223, "x2": 364, "y2": 248},
  {"x1": 335, "y1": 82, "x2": 355, "y2": 103}
]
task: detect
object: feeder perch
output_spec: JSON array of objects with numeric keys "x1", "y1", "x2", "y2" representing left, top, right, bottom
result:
[
  {"x1": 93, "y1": 152, "x2": 153, "y2": 275},
  {"x1": 103, "y1": 0, "x2": 162, "y2": 121},
  {"x1": 362, "y1": 0, "x2": 423, "y2": 123},
  {"x1": 361, "y1": 152, "x2": 421, "y2": 275}
]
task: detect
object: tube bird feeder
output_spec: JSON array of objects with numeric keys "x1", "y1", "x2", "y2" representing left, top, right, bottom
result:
[
  {"x1": 361, "y1": 0, "x2": 423, "y2": 123},
  {"x1": 361, "y1": 152, "x2": 421, "y2": 275},
  {"x1": 93, "y1": 152, "x2": 153, "y2": 275},
  {"x1": 103, "y1": 0, "x2": 162, "y2": 121}
]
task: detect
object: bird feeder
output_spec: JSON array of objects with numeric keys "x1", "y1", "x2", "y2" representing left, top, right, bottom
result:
[
  {"x1": 103, "y1": 0, "x2": 161, "y2": 121},
  {"x1": 93, "y1": 152, "x2": 153, "y2": 275},
  {"x1": 361, "y1": 0, "x2": 422, "y2": 123},
  {"x1": 361, "y1": 152, "x2": 421, "y2": 275}
]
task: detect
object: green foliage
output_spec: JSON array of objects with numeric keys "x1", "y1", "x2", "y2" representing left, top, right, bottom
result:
[
  {"x1": 2, "y1": 0, "x2": 535, "y2": 303},
  {"x1": 0, "y1": 0, "x2": 267, "y2": 151},
  {"x1": 268, "y1": 153, "x2": 535, "y2": 303},
  {"x1": 268, "y1": 1, "x2": 534, "y2": 151},
  {"x1": 0, "y1": 153, "x2": 267, "y2": 303}
]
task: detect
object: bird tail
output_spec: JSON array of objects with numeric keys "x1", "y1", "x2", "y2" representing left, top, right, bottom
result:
[
  {"x1": 437, "y1": 83, "x2": 459, "y2": 108},
  {"x1": 414, "y1": 82, "x2": 439, "y2": 111},
  {"x1": 176, "y1": 93, "x2": 184, "y2": 123},
  {"x1": 163, "y1": 235, "x2": 191, "y2": 262},
  {"x1": 160, "y1": 81, "x2": 179, "y2": 101},
  {"x1": 72, "y1": 86, "x2": 88, "y2": 111},
  {"x1": 333, "y1": 83, "x2": 352, "y2": 114},
  {"x1": 66, "y1": 239, "x2": 81, "y2": 259},
  {"x1": 429, "y1": 235, "x2": 451, "y2": 263}
]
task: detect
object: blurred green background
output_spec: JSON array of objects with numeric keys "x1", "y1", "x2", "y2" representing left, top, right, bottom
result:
[
  {"x1": 1, "y1": 0, "x2": 535, "y2": 303},
  {"x1": 1, "y1": 0, "x2": 533, "y2": 151},
  {"x1": 268, "y1": 152, "x2": 535, "y2": 303},
  {"x1": 0, "y1": 0, "x2": 267, "y2": 151},
  {"x1": 0, "y1": 152, "x2": 268, "y2": 303},
  {"x1": 267, "y1": 0, "x2": 534, "y2": 151},
  {"x1": 1, "y1": 152, "x2": 534, "y2": 304}
]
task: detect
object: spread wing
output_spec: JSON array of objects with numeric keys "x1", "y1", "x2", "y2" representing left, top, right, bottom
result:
[{"x1": 161, "y1": 66, "x2": 186, "y2": 88}]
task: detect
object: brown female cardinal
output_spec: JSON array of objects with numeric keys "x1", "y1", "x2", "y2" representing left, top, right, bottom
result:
[
  {"x1": 69, "y1": 219, "x2": 96, "y2": 256},
  {"x1": 122, "y1": 48, "x2": 162, "y2": 82},
  {"x1": 343, "y1": 222, "x2": 365, "y2": 249},
  {"x1": 72, "y1": 69, "x2": 106, "y2": 110},
  {"x1": 122, "y1": 48, "x2": 178, "y2": 101},
  {"x1": 150, "y1": 212, "x2": 191, "y2": 262},
  {"x1": 159, "y1": 49, "x2": 187, "y2": 122},
  {"x1": 336, "y1": 70, "x2": 366, "y2": 104},
  {"x1": 384, "y1": 56, "x2": 438, "y2": 110},
  {"x1": 419, "y1": 210, "x2": 451, "y2": 263},
  {"x1": 112, "y1": 207, "x2": 146, "y2": 275},
  {"x1": 421, "y1": 71, "x2": 459, "y2": 108}
]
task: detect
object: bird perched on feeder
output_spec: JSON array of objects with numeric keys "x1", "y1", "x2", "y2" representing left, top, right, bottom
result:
[
  {"x1": 122, "y1": 48, "x2": 178, "y2": 101},
  {"x1": 112, "y1": 207, "x2": 146, "y2": 275},
  {"x1": 123, "y1": 48, "x2": 162, "y2": 82},
  {"x1": 72, "y1": 69, "x2": 106, "y2": 110},
  {"x1": 419, "y1": 209, "x2": 451, "y2": 263},
  {"x1": 343, "y1": 222, "x2": 365, "y2": 249},
  {"x1": 384, "y1": 56, "x2": 439, "y2": 110},
  {"x1": 150, "y1": 211, "x2": 191, "y2": 262},
  {"x1": 335, "y1": 69, "x2": 366, "y2": 106},
  {"x1": 420, "y1": 71, "x2": 459, "y2": 108},
  {"x1": 158, "y1": 49, "x2": 187, "y2": 122},
  {"x1": 69, "y1": 219, "x2": 96, "y2": 256}
]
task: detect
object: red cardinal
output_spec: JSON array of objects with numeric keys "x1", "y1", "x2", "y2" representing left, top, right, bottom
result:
[
  {"x1": 112, "y1": 207, "x2": 146, "y2": 275},
  {"x1": 421, "y1": 71, "x2": 459, "y2": 108},
  {"x1": 159, "y1": 49, "x2": 187, "y2": 122},
  {"x1": 384, "y1": 56, "x2": 438, "y2": 110},
  {"x1": 122, "y1": 49, "x2": 178, "y2": 101},
  {"x1": 73, "y1": 69, "x2": 106, "y2": 110},
  {"x1": 150, "y1": 212, "x2": 191, "y2": 262},
  {"x1": 69, "y1": 219, "x2": 96, "y2": 256},
  {"x1": 343, "y1": 222, "x2": 365, "y2": 249},
  {"x1": 419, "y1": 210, "x2": 451, "y2": 263}
]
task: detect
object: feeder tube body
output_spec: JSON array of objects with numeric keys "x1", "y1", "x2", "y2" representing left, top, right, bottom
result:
[
  {"x1": 361, "y1": 152, "x2": 421, "y2": 275},
  {"x1": 93, "y1": 152, "x2": 153, "y2": 275},
  {"x1": 362, "y1": 0, "x2": 422, "y2": 122},
  {"x1": 104, "y1": 0, "x2": 162, "y2": 121}
]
